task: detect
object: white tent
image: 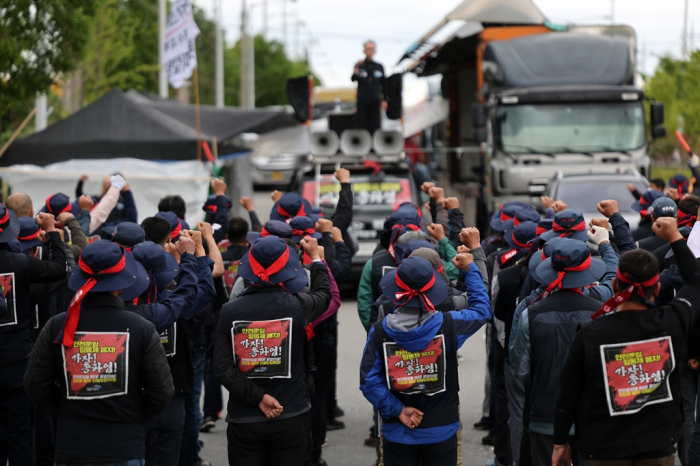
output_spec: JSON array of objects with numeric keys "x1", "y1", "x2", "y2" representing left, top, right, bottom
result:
[{"x1": 0, "y1": 158, "x2": 212, "y2": 224}]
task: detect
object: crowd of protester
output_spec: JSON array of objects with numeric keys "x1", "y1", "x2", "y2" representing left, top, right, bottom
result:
[{"x1": 3, "y1": 161, "x2": 700, "y2": 466}]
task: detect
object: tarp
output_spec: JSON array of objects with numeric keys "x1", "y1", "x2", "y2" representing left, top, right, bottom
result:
[
  {"x1": 0, "y1": 158, "x2": 211, "y2": 224},
  {"x1": 1, "y1": 88, "x2": 299, "y2": 166}
]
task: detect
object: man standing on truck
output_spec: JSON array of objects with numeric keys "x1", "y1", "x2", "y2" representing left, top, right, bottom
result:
[{"x1": 352, "y1": 40, "x2": 387, "y2": 135}]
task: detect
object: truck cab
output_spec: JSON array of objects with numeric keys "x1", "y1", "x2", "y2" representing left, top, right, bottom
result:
[{"x1": 477, "y1": 32, "x2": 665, "y2": 208}]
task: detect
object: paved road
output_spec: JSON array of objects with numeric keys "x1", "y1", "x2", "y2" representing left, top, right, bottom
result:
[{"x1": 197, "y1": 191, "x2": 495, "y2": 465}]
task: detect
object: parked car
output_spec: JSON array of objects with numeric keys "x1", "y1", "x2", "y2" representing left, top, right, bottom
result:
[
  {"x1": 291, "y1": 161, "x2": 420, "y2": 278},
  {"x1": 543, "y1": 170, "x2": 650, "y2": 231},
  {"x1": 250, "y1": 152, "x2": 307, "y2": 189}
]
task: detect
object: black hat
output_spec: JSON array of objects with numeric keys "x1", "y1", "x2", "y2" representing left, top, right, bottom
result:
[{"x1": 0, "y1": 203, "x2": 20, "y2": 243}]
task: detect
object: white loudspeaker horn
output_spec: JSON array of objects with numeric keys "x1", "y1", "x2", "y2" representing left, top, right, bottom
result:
[
  {"x1": 340, "y1": 130, "x2": 373, "y2": 157},
  {"x1": 373, "y1": 130, "x2": 404, "y2": 155},
  {"x1": 309, "y1": 131, "x2": 340, "y2": 157}
]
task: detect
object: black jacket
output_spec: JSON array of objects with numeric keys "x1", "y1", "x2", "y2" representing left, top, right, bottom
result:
[
  {"x1": 352, "y1": 60, "x2": 386, "y2": 102},
  {"x1": 213, "y1": 263, "x2": 331, "y2": 423},
  {"x1": 24, "y1": 293, "x2": 174, "y2": 461},
  {"x1": 553, "y1": 239, "x2": 700, "y2": 460},
  {"x1": 0, "y1": 232, "x2": 67, "y2": 367}
]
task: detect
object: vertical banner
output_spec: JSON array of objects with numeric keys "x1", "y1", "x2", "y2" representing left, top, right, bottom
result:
[
  {"x1": 600, "y1": 336, "x2": 675, "y2": 416},
  {"x1": 62, "y1": 332, "x2": 130, "y2": 399},
  {"x1": 231, "y1": 318, "x2": 292, "y2": 378},
  {"x1": 162, "y1": 0, "x2": 200, "y2": 89},
  {"x1": 383, "y1": 335, "x2": 446, "y2": 396}
]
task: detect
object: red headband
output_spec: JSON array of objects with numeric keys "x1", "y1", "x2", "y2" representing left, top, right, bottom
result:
[
  {"x1": 56, "y1": 249, "x2": 127, "y2": 347},
  {"x1": 590, "y1": 270, "x2": 659, "y2": 319},
  {"x1": 278, "y1": 202, "x2": 306, "y2": 219},
  {"x1": 500, "y1": 211, "x2": 511, "y2": 223},
  {"x1": 512, "y1": 234, "x2": 531, "y2": 249},
  {"x1": 675, "y1": 180, "x2": 689, "y2": 196},
  {"x1": 0, "y1": 208, "x2": 9, "y2": 232},
  {"x1": 45, "y1": 194, "x2": 72, "y2": 215},
  {"x1": 18, "y1": 229, "x2": 41, "y2": 242},
  {"x1": 293, "y1": 228, "x2": 315, "y2": 238},
  {"x1": 532, "y1": 253, "x2": 592, "y2": 304},
  {"x1": 261, "y1": 227, "x2": 271, "y2": 238},
  {"x1": 170, "y1": 220, "x2": 182, "y2": 241},
  {"x1": 247, "y1": 247, "x2": 290, "y2": 284},
  {"x1": 535, "y1": 226, "x2": 549, "y2": 236},
  {"x1": 678, "y1": 210, "x2": 697, "y2": 227},
  {"x1": 552, "y1": 219, "x2": 586, "y2": 238},
  {"x1": 394, "y1": 272, "x2": 436, "y2": 312},
  {"x1": 205, "y1": 204, "x2": 217, "y2": 213},
  {"x1": 387, "y1": 223, "x2": 421, "y2": 260}
]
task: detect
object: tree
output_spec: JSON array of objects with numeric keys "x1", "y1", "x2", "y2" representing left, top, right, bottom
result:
[
  {"x1": 224, "y1": 35, "x2": 320, "y2": 108},
  {"x1": 0, "y1": 0, "x2": 95, "y2": 138},
  {"x1": 645, "y1": 51, "x2": 700, "y2": 157}
]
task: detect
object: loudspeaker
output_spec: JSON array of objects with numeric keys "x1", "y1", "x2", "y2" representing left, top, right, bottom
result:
[
  {"x1": 328, "y1": 112, "x2": 357, "y2": 135},
  {"x1": 340, "y1": 130, "x2": 372, "y2": 157},
  {"x1": 373, "y1": 130, "x2": 404, "y2": 155},
  {"x1": 309, "y1": 131, "x2": 340, "y2": 157},
  {"x1": 286, "y1": 76, "x2": 311, "y2": 122}
]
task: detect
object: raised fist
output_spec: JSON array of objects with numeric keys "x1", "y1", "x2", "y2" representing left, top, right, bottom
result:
[
  {"x1": 428, "y1": 223, "x2": 445, "y2": 241},
  {"x1": 452, "y1": 253, "x2": 474, "y2": 271}
]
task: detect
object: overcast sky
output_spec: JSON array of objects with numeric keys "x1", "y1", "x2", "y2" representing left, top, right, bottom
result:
[{"x1": 194, "y1": 0, "x2": 698, "y2": 103}]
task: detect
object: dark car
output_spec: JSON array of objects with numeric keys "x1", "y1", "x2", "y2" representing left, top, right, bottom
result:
[
  {"x1": 291, "y1": 161, "x2": 420, "y2": 276},
  {"x1": 543, "y1": 170, "x2": 649, "y2": 231}
]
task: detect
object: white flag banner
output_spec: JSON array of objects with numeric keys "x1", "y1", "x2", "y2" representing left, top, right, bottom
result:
[{"x1": 162, "y1": 0, "x2": 200, "y2": 89}]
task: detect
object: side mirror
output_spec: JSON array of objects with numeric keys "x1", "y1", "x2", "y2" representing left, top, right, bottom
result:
[
  {"x1": 474, "y1": 128, "x2": 488, "y2": 144},
  {"x1": 472, "y1": 103, "x2": 486, "y2": 128},
  {"x1": 650, "y1": 101, "x2": 665, "y2": 126},
  {"x1": 652, "y1": 125, "x2": 667, "y2": 139}
]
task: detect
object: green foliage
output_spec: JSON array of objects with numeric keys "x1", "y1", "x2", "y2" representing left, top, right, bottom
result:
[
  {"x1": 0, "y1": 0, "x2": 95, "y2": 139},
  {"x1": 224, "y1": 34, "x2": 320, "y2": 108},
  {"x1": 82, "y1": 0, "x2": 159, "y2": 102},
  {"x1": 645, "y1": 51, "x2": 700, "y2": 157}
]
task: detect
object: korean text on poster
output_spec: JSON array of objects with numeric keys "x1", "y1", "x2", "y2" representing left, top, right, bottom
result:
[
  {"x1": 600, "y1": 336, "x2": 675, "y2": 416},
  {"x1": 62, "y1": 332, "x2": 129, "y2": 399},
  {"x1": 232, "y1": 318, "x2": 292, "y2": 379},
  {"x1": 160, "y1": 324, "x2": 176, "y2": 357},
  {"x1": 383, "y1": 335, "x2": 446, "y2": 396}
]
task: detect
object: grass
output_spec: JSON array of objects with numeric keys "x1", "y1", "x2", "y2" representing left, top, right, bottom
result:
[{"x1": 649, "y1": 166, "x2": 694, "y2": 183}]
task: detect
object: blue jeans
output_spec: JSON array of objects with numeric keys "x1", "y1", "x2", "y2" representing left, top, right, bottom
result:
[
  {"x1": 182, "y1": 347, "x2": 206, "y2": 465},
  {"x1": 56, "y1": 461, "x2": 144, "y2": 466}
]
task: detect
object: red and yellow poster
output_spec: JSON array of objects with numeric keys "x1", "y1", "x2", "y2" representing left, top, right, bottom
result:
[
  {"x1": 0, "y1": 272, "x2": 17, "y2": 327},
  {"x1": 62, "y1": 332, "x2": 129, "y2": 399},
  {"x1": 383, "y1": 335, "x2": 446, "y2": 396},
  {"x1": 232, "y1": 318, "x2": 292, "y2": 379},
  {"x1": 600, "y1": 336, "x2": 675, "y2": 416}
]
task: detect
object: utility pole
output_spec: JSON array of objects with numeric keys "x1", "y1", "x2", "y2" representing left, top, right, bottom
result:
[
  {"x1": 214, "y1": 0, "x2": 224, "y2": 108},
  {"x1": 35, "y1": 94, "x2": 47, "y2": 132},
  {"x1": 610, "y1": 0, "x2": 614, "y2": 24},
  {"x1": 240, "y1": 0, "x2": 255, "y2": 109},
  {"x1": 683, "y1": 0, "x2": 689, "y2": 59},
  {"x1": 158, "y1": 0, "x2": 168, "y2": 98}
]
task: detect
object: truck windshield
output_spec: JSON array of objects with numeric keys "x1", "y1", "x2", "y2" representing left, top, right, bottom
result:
[{"x1": 495, "y1": 102, "x2": 645, "y2": 153}]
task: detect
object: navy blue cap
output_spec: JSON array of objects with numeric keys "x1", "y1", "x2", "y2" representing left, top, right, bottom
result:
[
  {"x1": 202, "y1": 193, "x2": 231, "y2": 218},
  {"x1": 237, "y1": 236, "x2": 308, "y2": 293},
  {"x1": 505, "y1": 221, "x2": 537, "y2": 249},
  {"x1": 539, "y1": 210, "x2": 589, "y2": 242},
  {"x1": 289, "y1": 216, "x2": 322, "y2": 243},
  {"x1": 131, "y1": 241, "x2": 179, "y2": 288},
  {"x1": 632, "y1": 190, "x2": 664, "y2": 213},
  {"x1": 110, "y1": 222, "x2": 146, "y2": 249},
  {"x1": 44, "y1": 193, "x2": 72, "y2": 215},
  {"x1": 0, "y1": 203, "x2": 20, "y2": 243},
  {"x1": 381, "y1": 210, "x2": 423, "y2": 250},
  {"x1": 155, "y1": 211, "x2": 184, "y2": 243},
  {"x1": 269, "y1": 192, "x2": 313, "y2": 222},
  {"x1": 17, "y1": 217, "x2": 42, "y2": 253},
  {"x1": 501, "y1": 208, "x2": 541, "y2": 233},
  {"x1": 247, "y1": 220, "x2": 294, "y2": 244},
  {"x1": 380, "y1": 256, "x2": 448, "y2": 313},
  {"x1": 396, "y1": 239, "x2": 437, "y2": 263},
  {"x1": 535, "y1": 238, "x2": 606, "y2": 289},
  {"x1": 529, "y1": 237, "x2": 564, "y2": 281},
  {"x1": 536, "y1": 219, "x2": 554, "y2": 236},
  {"x1": 670, "y1": 174, "x2": 690, "y2": 195},
  {"x1": 650, "y1": 197, "x2": 678, "y2": 219},
  {"x1": 491, "y1": 203, "x2": 528, "y2": 231},
  {"x1": 7, "y1": 239, "x2": 22, "y2": 254},
  {"x1": 68, "y1": 241, "x2": 149, "y2": 300}
]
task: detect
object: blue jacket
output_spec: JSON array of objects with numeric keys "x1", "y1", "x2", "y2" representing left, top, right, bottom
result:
[
  {"x1": 359, "y1": 264, "x2": 491, "y2": 445},
  {"x1": 123, "y1": 253, "x2": 199, "y2": 332}
]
